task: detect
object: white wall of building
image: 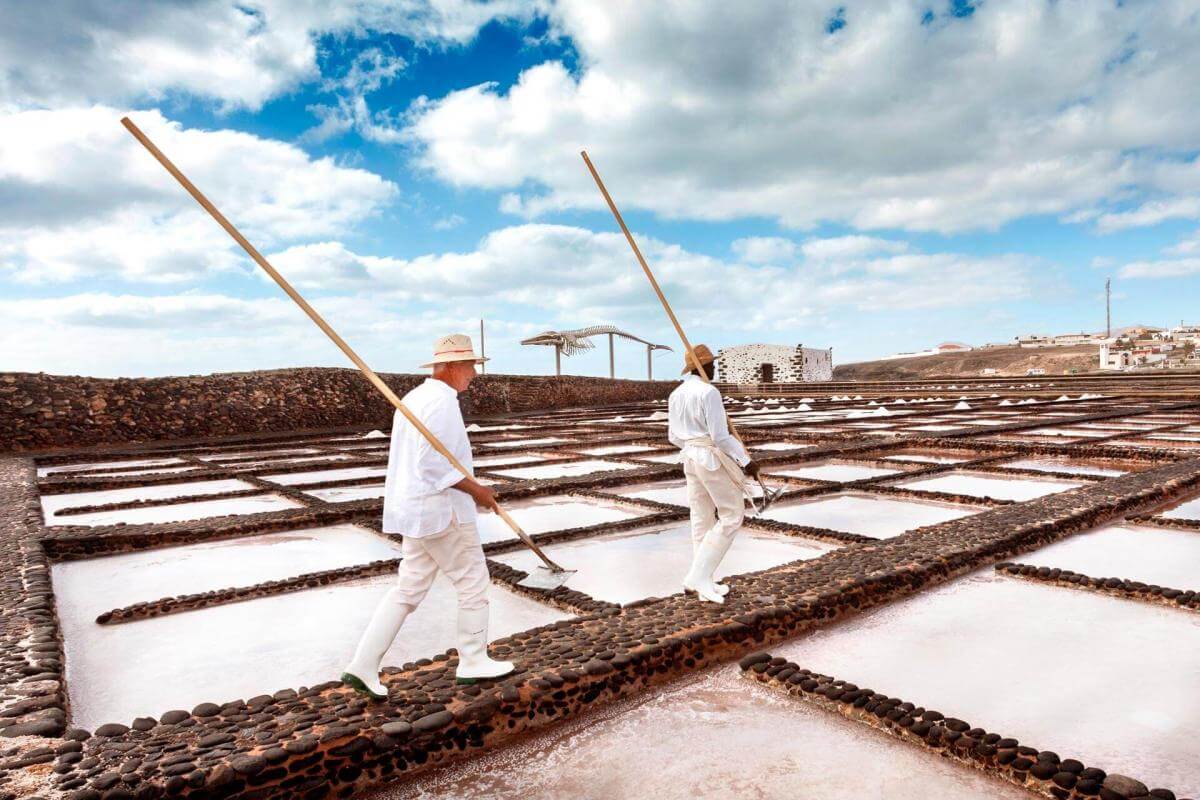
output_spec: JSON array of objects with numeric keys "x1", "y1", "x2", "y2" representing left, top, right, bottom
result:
[{"x1": 716, "y1": 343, "x2": 833, "y2": 383}]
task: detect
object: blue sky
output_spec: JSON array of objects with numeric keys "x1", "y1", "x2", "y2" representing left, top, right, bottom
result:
[{"x1": 2, "y1": 0, "x2": 1199, "y2": 378}]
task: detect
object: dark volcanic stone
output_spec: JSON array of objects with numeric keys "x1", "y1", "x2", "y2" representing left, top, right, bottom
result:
[
  {"x1": 413, "y1": 711, "x2": 453, "y2": 733},
  {"x1": 94, "y1": 723, "x2": 130, "y2": 737}
]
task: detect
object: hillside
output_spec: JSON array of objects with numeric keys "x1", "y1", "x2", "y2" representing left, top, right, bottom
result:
[{"x1": 834, "y1": 345, "x2": 1100, "y2": 380}]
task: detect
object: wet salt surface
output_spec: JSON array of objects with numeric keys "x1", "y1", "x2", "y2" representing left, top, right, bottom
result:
[
  {"x1": 37, "y1": 457, "x2": 186, "y2": 476},
  {"x1": 304, "y1": 484, "x2": 387, "y2": 503},
  {"x1": 54, "y1": 573, "x2": 568, "y2": 731},
  {"x1": 614, "y1": 479, "x2": 763, "y2": 507},
  {"x1": 40, "y1": 479, "x2": 261, "y2": 522},
  {"x1": 483, "y1": 437, "x2": 572, "y2": 449},
  {"x1": 1021, "y1": 525, "x2": 1200, "y2": 590},
  {"x1": 473, "y1": 454, "x2": 546, "y2": 467},
  {"x1": 751, "y1": 442, "x2": 813, "y2": 451},
  {"x1": 897, "y1": 472, "x2": 1083, "y2": 501},
  {"x1": 489, "y1": 460, "x2": 635, "y2": 480},
  {"x1": 999, "y1": 458, "x2": 1127, "y2": 477},
  {"x1": 43, "y1": 494, "x2": 303, "y2": 527},
  {"x1": 264, "y1": 466, "x2": 389, "y2": 485},
  {"x1": 882, "y1": 453, "x2": 970, "y2": 464},
  {"x1": 776, "y1": 572, "x2": 1200, "y2": 797},
  {"x1": 1160, "y1": 495, "x2": 1200, "y2": 521},
  {"x1": 493, "y1": 524, "x2": 831, "y2": 605},
  {"x1": 575, "y1": 444, "x2": 659, "y2": 456},
  {"x1": 475, "y1": 498, "x2": 643, "y2": 544},
  {"x1": 197, "y1": 448, "x2": 324, "y2": 461},
  {"x1": 365, "y1": 664, "x2": 1027, "y2": 800},
  {"x1": 771, "y1": 464, "x2": 899, "y2": 482},
  {"x1": 51, "y1": 524, "x2": 401, "y2": 610},
  {"x1": 760, "y1": 494, "x2": 980, "y2": 538}
]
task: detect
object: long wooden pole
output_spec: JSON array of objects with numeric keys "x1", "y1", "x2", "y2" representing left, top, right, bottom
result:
[
  {"x1": 120, "y1": 116, "x2": 567, "y2": 574},
  {"x1": 580, "y1": 150, "x2": 748, "y2": 448}
]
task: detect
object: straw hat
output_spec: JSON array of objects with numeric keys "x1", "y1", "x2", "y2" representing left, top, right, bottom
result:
[
  {"x1": 681, "y1": 343, "x2": 715, "y2": 374},
  {"x1": 421, "y1": 334, "x2": 489, "y2": 368}
]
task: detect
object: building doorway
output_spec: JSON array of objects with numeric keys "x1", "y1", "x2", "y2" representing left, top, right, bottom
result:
[{"x1": 759, "y1": 363, "x2": 774, "y2": 383}]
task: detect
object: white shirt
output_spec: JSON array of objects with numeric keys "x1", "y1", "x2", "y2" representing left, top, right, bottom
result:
[
  {"x1": 382, "y1": 378, "x2": 477, "y2": 537},
  {"x1": 667, "y1": 374, "x2": 750, "y2": 470}
]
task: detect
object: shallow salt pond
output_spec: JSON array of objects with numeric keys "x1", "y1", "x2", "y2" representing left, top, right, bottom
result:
[
  {"x1": 614, "y1": 479, "x2": 763, "y2": 507},
  {"x1": 483, "y1": 437, "x2": 573, "y2": 449},
  {"x1": 304, "y1": 484, "x2": 387, "y2": 502},
  {"x1": 43, "y1": 494, "x2": 303, "y2": 527},
  {"x1": 488, "y1": 460, "x2": 635, "y2": 481},
  {"x1": 999, "y1": 457, "x2": 1127, "y2": 477},
  {"x1": 760, "y1": 494, "x2": 980, "y2": 538},
  {"x1": 882, "y1": 453, "x2": 969, "y2": 464},
  {"x1": 475, "y1": 498, "x2": 644, "y2": 544},
  {"x1": 365, "y1": 664, "x2": 1028, "y2": 800},
  {"x1": 37, "y1": 457, "x2": 187, "y2": 476},
  {"x1": 1019, "y1": 525, "x2": 1200, "y2": 589},
  {"x1": 492, "y1": 524, "x2": 831, "y2": 605},
  {"x1": 51, "y1": 524, "x2": 402, "y2": 609},
  {"x1": 264, "y1": 466, "x2": 388, "y2": 485},
  {"x1": 575, "y1": 444, "x2": 659, "y2": 456},
  {"x1": 771, "y1": 464, "x2": 900, "y2": 482},
  {"x1": 775, "y1": 571, "x2": 1200, "y2": 797},
  {"x1": 897, "y1": 472, "x2": 1083, "y2": 501},
  {"x1": 1160, "y1": 495, "x2": 1200, "y2": 521},
  {"x1": 40, "y1": 479, "x2": 261, "y2": 522},
  {"x1": 54, "y1": 572, "x2": 567, "y2": 731}
]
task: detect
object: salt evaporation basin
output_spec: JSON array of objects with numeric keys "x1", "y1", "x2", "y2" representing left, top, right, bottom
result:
[
  {"x1": 483, "y1": 437, "x2": 572, "y2": 449},
  {"x1": 897, "y1": 472, "x2": 1083, "y2": 501},
  {"x1": 760, "y1": 494, "x2": 980, "y2": 538},
  {"x1": 633, "y1": 453, "x2": 683, "y2": 464},
  {"x1": 615, "y1": 479, "x2": 763, "y2": 507},
  {"x1": 365, "y1": 664, "x2": 1028, "y2": 800},
  {"x1": 1019, "y1": 525, "x2": 1200, "y2": 589},
  {"x1": 197, "y1": 447, "x2": 324, "y2": 461},
  {"x1": 493, "y1": 524, "x2": 831, "y2": 605},
  {"x1": 40, "y1": 478, "x2": 260, "y2": 522},
  {"x1": 883, "y1": 453, "x2": 969, "y2": 464},
  {"x1": 775, "y1": 571, "x2": 1200, "y2": 797},
  {"x1": 475, "y1": 498, "x2": 643, "y2": 544},
  {"x1": 1159, "y1": 495, "x2": 1200, "y2": 521},
  {"x1": 304, "y1": 484, "x2": 387, "y2": 502},
  {"x1": 771, "y1": 463, "x2": 900, "y2": 482},
  {"x1": 576, "y1": 445, "x2": 658, "y2": 456},
  {"x1": 489, "y1": 460, "x2": 635, "y2": 480},
  {"x1": 53, "y1": 572, "x2": 567, "y2": 731},
  {"x1": 264, "y1": 466, "x2": 388, "y2": 485},
  {"x1": 37, "y1": 457, "x2": 186, "y2": 476},
  {"x1": 51, "y1": 524, "x2": 401, "y2": 610},
  {"x1": 1000, "y1": 457, "x2": 1127, "y2": 477},
  {"x1": 751, "y1": 442, "x2": 813, "y2": 451},
  {"x1": 907, "y1": 424, "x2": 963, "y2": 432},
  {"x1": 44, "y1": 494, "x2": 303, "y2": 527}
]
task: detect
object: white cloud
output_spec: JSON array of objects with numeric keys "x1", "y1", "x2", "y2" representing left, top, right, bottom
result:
[
  {"x1": 406, "y1": 0, "x2": 1200, "y2": 233},
  {"x1": 1095, "y1": 197, "x2": 1200, "y2": 233},
  {"x1": 1, "y1": 0, "x2": 540, "y2": 111},
  {"x1": 1119, "y1": 258, "x2": 1200, "y2": 279},
  {"x1": 731, "y1": 237, "x2": 797, "y2": 264},
  {"x1": 269, "y1": 223, "x2": 1035, "y2": 321},
  {"x1": 801, "y1": 235, "x2": 908, "y2": 261},
  {"x1": 1166, "y1": 230, "x2": 1200, "y2": 257},
  {"x1": 0, "y1": 106, "x2": 397, "y2": 283}
]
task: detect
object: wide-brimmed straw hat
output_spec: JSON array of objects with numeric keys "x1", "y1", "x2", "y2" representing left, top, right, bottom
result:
[
  {"x1": 681, "y1": 343, "x2": 715, "y2": 374},
  {"x1": 421, "y1": 334, "x2": 489, "y2": 368}
]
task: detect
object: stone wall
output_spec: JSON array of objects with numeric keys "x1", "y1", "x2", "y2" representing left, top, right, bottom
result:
[
  {"x1": 0, "y1": 369, "x2": 675, "y2": 453},
  {"x1": 716, "y1": 343, "x2": 833, "y2": 383}
]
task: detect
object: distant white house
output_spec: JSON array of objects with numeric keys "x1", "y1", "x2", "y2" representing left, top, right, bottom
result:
[
  {"x1": 1026, "y1": 367, "x2": 1046, "y2": 375},
  {"x1": 1099, "y1": 343, "x2": 1131, "y2": 371},
  {"x1": 716, "y1": 344, "x2": 833, "y2": 383},
  {"x1": 1016, "y1": 334, "x2": 1053, "y2": 348}
]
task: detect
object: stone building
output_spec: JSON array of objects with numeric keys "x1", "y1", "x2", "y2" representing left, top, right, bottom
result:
[{"x1": 716, "y1": 343, "x2": 833, "y2": 383}]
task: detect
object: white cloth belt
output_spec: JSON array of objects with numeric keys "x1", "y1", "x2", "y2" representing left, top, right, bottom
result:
[{"x1": 680, "y1": 435, "x2": 747, "y2": 494}]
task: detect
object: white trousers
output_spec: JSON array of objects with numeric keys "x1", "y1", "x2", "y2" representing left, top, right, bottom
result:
[
  {"x1": 683, "y1": 458, "x2": 746, "y2": 549},
  {"x1": 391, "y1": 517, "x2": 490, "y2": 611}
]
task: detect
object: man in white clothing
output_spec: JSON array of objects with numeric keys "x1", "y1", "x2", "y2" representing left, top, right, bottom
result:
[
  {"x1": 668, "y1": 344, "x2": 760, "y2": 604},
  {"x1": 342, "y1": 333, "x2": 514, "y2": 699}
]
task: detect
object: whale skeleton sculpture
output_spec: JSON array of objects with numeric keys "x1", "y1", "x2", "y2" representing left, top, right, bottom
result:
[{"x1": 521, "y1": 326, "x2": 673, "y2": 378}]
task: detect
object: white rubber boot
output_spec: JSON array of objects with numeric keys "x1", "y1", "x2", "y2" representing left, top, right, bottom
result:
[
  {"x1": 683, "y1": 534, "x2": 736, "y2": 604},
  {"x1": 691, "y1": 538, "x2": 729, "y2": 595},
  {"x1": 455, "y1": 606, "x2": 514, "y2": 684},
  {"x1": 341, "y1": 590, "x2": 412, "y2": 700}
]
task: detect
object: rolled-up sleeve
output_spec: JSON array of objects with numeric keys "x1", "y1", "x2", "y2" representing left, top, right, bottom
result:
[{"x1": 704, "y1": 390, "x2": 750, "y2": 466}]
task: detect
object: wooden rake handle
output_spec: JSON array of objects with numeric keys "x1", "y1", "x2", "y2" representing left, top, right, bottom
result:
[
  {"x1": 580, "y1": 150, "x2": 747, "y2": 448},
  {"x1": 120, "y1": 116, "x2": 565, "y2": 574}
]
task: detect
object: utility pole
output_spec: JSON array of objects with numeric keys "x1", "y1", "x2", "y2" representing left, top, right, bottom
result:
[
  {"x1": 646, "y1": 344, "x2": 653, "y2": 380},
  {"x1": 1105, "y1": 278, "x2": 1111, "y2": 339},
  {"x1": 608, "y1": 332, "x2": 615, "y2": 378},
  {"x1": 479, "y1": 319, "x2": 486, "y2": 374}
]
